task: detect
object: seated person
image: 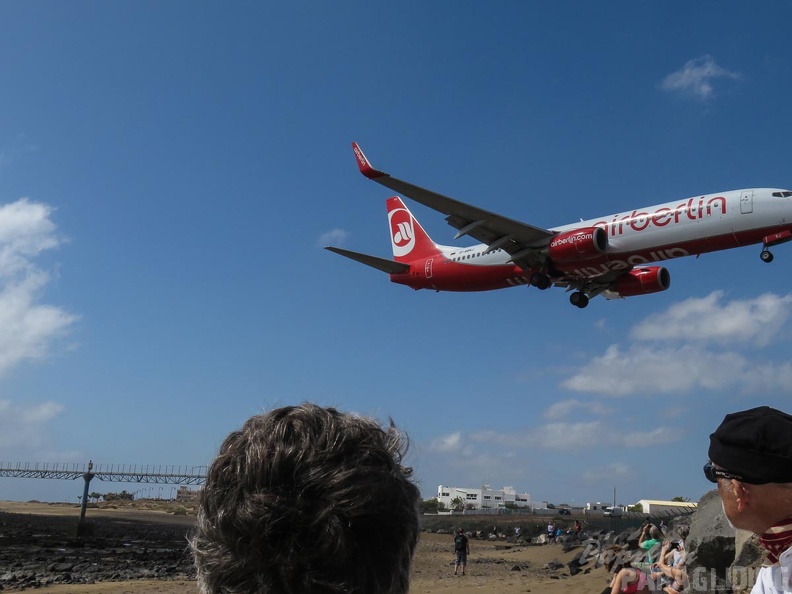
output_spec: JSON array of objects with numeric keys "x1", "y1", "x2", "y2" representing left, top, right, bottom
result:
[
  {"x1": 639, "y1": 524, "x2": 664, "y2": 564},
  {"x1": 672, "y1": 525, "x2": 690, "y2": 567},
  {"x1": 652, "y1": 541, "x2": 688, "y2": 594},
  {"x1": 605, "y1": 553, "x2": 650, "y2": 594}
]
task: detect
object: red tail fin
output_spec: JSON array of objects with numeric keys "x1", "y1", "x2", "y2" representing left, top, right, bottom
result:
[{"x1": 387, "y1": 196, "x2": 440, "y2": 263}]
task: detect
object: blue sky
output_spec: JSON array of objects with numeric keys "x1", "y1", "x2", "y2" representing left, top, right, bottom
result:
[{"x1": 1, "y1": 2, "x2": 792, "y2": 507}]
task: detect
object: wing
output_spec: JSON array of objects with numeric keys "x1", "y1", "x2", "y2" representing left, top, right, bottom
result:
[
  {"x1": 325, "y1": 246, "x2": 411, "y2": 274},
  {"x1": 352, "y1": 143, "x2": 555, "y2": 270}
]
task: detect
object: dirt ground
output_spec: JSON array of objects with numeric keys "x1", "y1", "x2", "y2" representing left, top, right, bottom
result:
[{"x1": 0, "y1": 501, "x2": 610, "y2": 594}]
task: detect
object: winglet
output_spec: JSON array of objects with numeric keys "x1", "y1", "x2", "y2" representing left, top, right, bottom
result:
[{"x1": 352, "y1": 142, "x2": 387, "y2": 179}]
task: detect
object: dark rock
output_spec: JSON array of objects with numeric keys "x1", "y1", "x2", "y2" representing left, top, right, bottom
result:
[
  {"x1": 0, "y1": 510, "x2": 195, "y2": 589},
  {"x1": 686, "y1": 490, "x2": 736, "y2": 594}
]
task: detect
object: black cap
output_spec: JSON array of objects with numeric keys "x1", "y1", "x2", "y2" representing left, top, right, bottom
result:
[{"x1": 708, "y1": 406, "x2": 792, "y2": 484}]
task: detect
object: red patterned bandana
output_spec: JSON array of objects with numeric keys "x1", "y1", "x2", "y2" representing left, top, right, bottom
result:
[{"x1": 759, "y1": 518, "x2": 792, "y2": 564}]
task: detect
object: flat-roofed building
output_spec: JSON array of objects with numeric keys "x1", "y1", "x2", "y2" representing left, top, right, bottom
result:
[{"x1": 436, "y1": 485, "x2": 530, "y2": 510}]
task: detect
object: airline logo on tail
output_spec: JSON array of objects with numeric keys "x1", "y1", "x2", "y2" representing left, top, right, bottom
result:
[{"x1": 389, "y1": 207, "x2": 415, "y2": 257}]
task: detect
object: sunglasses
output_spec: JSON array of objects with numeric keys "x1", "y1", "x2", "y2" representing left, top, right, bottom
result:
[{"x1": 703, "y1": 461, "x2": 766, "y2": 484}]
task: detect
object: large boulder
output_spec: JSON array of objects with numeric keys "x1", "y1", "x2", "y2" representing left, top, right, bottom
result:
[
  {"x1": 686, "y1": 489, "x2": 736, "y2": 594},
  {"x1": 729, "y1": 530, "x2": 765, "y2": 594}
]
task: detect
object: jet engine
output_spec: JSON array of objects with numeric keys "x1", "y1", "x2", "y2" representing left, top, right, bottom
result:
[
  {"x1": 547, "y1": 227, "x2": 608, "y2": 265},
  {"x1": 611, "y1": 266, "x2": 671, "y2": 297}
]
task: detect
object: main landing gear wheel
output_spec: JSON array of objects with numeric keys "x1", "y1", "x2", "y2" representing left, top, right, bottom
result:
[
  {"x1": 530, "y1": 272, "x2": 551, "y2": 290},
  {"x1": 760, "y1": 250, "x2": 774, "y2": 263},
  {"x1": 569, "y1": 292, "x2": 589, "y2": 309}
]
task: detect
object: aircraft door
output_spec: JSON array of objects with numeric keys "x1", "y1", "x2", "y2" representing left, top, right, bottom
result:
[
  {"x1": 740, "y1": 191, "x2": 754, "y2": 214},
  {"x1": 425, "y1": 258, "x2": 433, "y2": 279}
]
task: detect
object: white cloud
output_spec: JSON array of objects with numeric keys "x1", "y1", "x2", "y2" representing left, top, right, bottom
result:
[
  {"x1": 559, "y1": 291, "x2": 792, "y2": 397},
  {"x1": 543, "y1": 398, "x2": 611, "y2": 420},
  {"x1": 463, "y1": 421, "x2": 683, "y2": 451},
  {"x1": 515, "y1": 421, "x2": 606, "y2": 450},
  {"x1": 544, "y1": 399, "x2": 581, "y2": 420},
  {"x1": 560, "y1": 344, "x2": 750, "y2": 396},
  {"x1": 0, "y1": 399, "x2": 65, "y2": 450},
  {"x1": 582, "y1": 462, "x2": 632, "y2": 482},
  {"x1": 740, "y1": 360, "x2": 792, "y2": 393},
  {"x1": 0, "y1": 199, "x2": 60, "y2": 276},
  {"x1": 621, "y1": 426, "x2": 684, "y2": 448},
  {"x1": 317, "y1": 228, "x2": 348, "y2": 247},
  {"x1": 0, "y1": 273, "x2": 77, "y2": 374},
  {"x1": 660, "y1": 55, "x2": 741, "y2": 100},
  {"x1": 430, "y1": 431, "x2": 462, "y2": 452},
  {"x1": 630, "y1": 291, "x2": 792, "y2": 346},
  {"x1": 0, "y1": 199, "x2": 77, "y2": 376}
]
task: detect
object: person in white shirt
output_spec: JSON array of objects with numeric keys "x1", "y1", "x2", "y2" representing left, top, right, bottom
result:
[{"x1": 707, "y1": 406, "x2": 792, "y2": 594}]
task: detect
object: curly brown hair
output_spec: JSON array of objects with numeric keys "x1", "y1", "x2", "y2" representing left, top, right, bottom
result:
[{"x1": 190, "y1": 403, "x2": 420, "y2": 594}]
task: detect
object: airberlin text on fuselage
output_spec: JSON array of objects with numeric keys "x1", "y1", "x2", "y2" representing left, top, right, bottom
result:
[
  {"x1": 594, "y1": 196, "x2": 726, "y2": 237},
  {"x1": 564, "y1": 196, "x2": 726, "y2": 278}
]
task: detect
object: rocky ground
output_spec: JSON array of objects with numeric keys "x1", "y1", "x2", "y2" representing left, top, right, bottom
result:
[
  {"x1": 0, "y1": 501, "x2": 610, "y2": 594},
  {"x1": 0, "y1": 506, "x2": 195, "y2": 590},
  {"x1": 0, "y1": 494, "x2": 755, "y2": 594}
]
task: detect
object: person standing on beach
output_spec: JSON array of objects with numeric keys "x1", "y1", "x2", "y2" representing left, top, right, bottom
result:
[
  {"x1": 453, "y1": 527, "x2": 470, "y2": 576},
  {"x1": 547, "y1": 521, "x2": 556, "y2": 544},
  {"x1": 189, "y1": 403, "x2": 420, "y2": 594},
  {"x1": 707, "y1": 406, "x2": 792, "y2": 594}
]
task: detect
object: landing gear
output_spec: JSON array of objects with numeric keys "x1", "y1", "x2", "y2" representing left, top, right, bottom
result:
[
  {"x1": 530, "y1": 272, "x2": 551, "y2": 290},
  {"x1": 760, "y1": 249, "x2": 774, "y2": 263},
  {"x1": 569, "y1": 291, "x2": 589, "y2": 309}
]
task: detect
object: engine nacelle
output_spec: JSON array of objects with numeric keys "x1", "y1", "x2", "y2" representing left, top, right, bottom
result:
[
  {"x1": 611, "y1": 266, "x2": 671, "y2": 297},
  {"x1": 548, "y1": 227, "x2": 608, "y2": 264}
]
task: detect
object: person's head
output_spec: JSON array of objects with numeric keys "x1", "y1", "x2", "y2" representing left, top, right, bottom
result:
[
  {"x1": 707, "y1": 406, "x2": 792, "y2": 534},
  {"x1": 190, "y1": 403, "x2": 420, "y2": 594},
  {"x1": 649, "y1": 525, "x2": 661, "y2": 540},
  {"x1": 676, "y1": 524, "x2": 690, "y2": 541},
  {"x1": 457, "y1": 527, "x2": 464, "y2": 535},
  {"x1": 603, "y1": 546, "x2": 631, "y2": 573}
]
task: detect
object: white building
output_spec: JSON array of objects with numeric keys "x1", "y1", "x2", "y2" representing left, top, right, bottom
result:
[
  {"x1": 436, "y1": 485, "x2": 530, "y2": 510},
  {"x1": 636, "y1": 499, "x2": 697, "y2": 515},
  {"x1": 176, "y1": 486, "x2": 200, "y2": 503},
  {"x1": 583, "y1": 501, "x2": 610, "y2": 516}
]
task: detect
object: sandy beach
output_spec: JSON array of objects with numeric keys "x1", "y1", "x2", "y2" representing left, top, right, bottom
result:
[{"x1": 0, "y1": 501, "x2": 610, "y2": 594}]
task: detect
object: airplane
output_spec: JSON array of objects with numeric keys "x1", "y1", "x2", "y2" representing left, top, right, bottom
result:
[{"x1": 326, "y1": 143, "x2": 792, "y2": 308}]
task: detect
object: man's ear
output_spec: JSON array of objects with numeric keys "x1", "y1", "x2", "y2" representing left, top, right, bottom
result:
[{"x1": 732, "y1": 480, "x2": 750, "y2": 511}]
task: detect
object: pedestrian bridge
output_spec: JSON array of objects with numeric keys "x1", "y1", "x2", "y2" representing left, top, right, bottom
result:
[{"x1": 0, "y1": 461, "x2": 206, "y2": 485}]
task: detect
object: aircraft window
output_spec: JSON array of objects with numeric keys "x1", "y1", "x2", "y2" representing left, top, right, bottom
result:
[{"x1": 773, "y1": 191, "x2": 792, "y2": 197}]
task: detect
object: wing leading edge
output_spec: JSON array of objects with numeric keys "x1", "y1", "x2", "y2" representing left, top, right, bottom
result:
[
  {"x1": 351, "y1": 142, "x2": 556, "y2": 270},
  {"x1": 324, "y1": 246, "x2": 411, "y2": 275}
]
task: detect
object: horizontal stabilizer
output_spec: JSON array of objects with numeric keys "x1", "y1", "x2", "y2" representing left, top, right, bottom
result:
[{"x1": 325, "y1": 246, "x2": 411, "y2": 274}]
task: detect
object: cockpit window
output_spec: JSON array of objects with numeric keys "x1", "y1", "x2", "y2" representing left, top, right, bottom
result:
[{"x1": 772, "y1": 191, "x2": 792, "y2": 197}]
